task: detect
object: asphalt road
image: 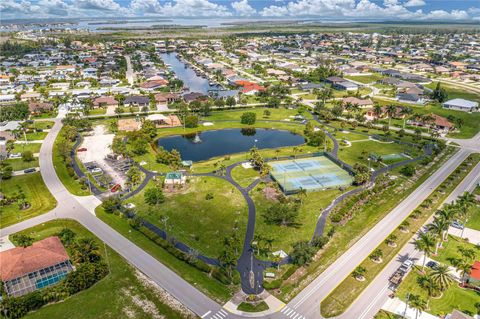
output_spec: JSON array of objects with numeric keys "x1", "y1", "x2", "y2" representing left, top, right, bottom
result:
[
  {"x1": 344, "y1": 161, "x2": 480, "y2": 319},
  {"x1": 125, "y1": 55, "x2": 135, "y2": 85}
]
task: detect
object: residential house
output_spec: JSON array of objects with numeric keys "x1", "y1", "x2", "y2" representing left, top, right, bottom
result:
[
  {"x1": 342, "y1": 97, "x2": 373, "y2": 108},
  {"x1": 28, "y1": 101, "x2": 53, "y2": 114},
  {"x1": 124, "y1": 95, "x2": 150, "y2": 108},
  {"x1": 466, "y1": 260, "x2": 480, "y2": 289},
  {"x1": 93, "y1": 96, "x2": 118, "y2": 108},
  {"x1": 443, "y1": 98, "x2": 478, "y2": 112},
  {"x1": 0, "y1": 237, "x2": 74, "y2": 297}
]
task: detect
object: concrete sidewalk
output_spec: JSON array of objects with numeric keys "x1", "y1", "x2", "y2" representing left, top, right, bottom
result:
[{"x1": 382, "y1": 297, "x2": 439, "y2": 319}]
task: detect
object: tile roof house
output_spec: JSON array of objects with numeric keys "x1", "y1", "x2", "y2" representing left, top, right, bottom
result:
[
  {"x1": 342, "y1": 97, "x2": 373, "y2": 108},
  {"x1": 28, "y1": 101, "x2": 53, "y2": 114},
  {"x1": 93, "y1": 96, "x2": 118, "y2": 108},
  {"x1": 0, "y1": 237, "x2": 73, "y2": 297}
]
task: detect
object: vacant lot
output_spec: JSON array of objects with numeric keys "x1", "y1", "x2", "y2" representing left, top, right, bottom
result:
[{"x1": 0, "y1": 173, "x2": 56, "y2": 227}]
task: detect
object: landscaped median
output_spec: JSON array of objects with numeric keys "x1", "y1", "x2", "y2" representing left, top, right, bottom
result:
[{"x1": 319, "y1": 153, "x2": 480, "y2": 318}]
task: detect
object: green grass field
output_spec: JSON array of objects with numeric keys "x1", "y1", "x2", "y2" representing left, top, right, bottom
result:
[
  {"x1": 432, "y1": 235, "x2": 480, "y2": 267},
  {"x1": 396, "y1": 268, "x2": 479, "y2": 317},
  {"x1": 0, "y1": 173, "x2": 56, "y2": 228},
  {"x1": 4, "y1": 158, "x2": 39, "y2": 171},
  {"x1": 25, "y1": 131, "x2": 48, "y2": 141},
  {"x1": 231, "y1": 166, "x2": 259, "y2": 188},
  {"x1": 466, "y1": 204, "x2": 480, "y2": 231},
  {"x1": 251, "y1": 183, "x2": 345, "y2": 254},
  {"x1": 127, "y1": 176, "x2": 248, "y2": 258},
  {"x1": 96, "y1": 207, "x2": 235, "y2": 302},
  {"x1": 202, "y1": 107, "x2": 311, "y2": 122},
  {"x1": 30, "y1": 121, "x2": 54, "y2": 130},
  {"x1": 12, "y1": 220, "x2": 191, "y2": 319},
  {"x1": 12, "y1": 143, "x2": 42, "y2": 154},
  {"x1": 345, "y1": 74, "x2": 384, "y2": 84}
]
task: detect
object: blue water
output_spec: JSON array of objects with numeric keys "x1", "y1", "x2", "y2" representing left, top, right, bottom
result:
[
  {"x1": 157, "y1": 128, "x2": 305, "y2": 162},
  {"x1": 160, "y1": 52, "x2": 212, "y2": 94}
]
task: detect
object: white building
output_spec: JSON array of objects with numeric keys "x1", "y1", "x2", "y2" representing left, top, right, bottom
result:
[{"x1": 443, "y1": 98, "x2": 478, "y2": 112}]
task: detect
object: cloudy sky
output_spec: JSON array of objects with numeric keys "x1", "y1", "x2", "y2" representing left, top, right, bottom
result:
[{"x1": 1, "y1": 0, "x2": 479, "y2": 21}]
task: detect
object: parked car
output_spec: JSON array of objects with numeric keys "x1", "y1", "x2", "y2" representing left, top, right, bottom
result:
[
  {"x1": 9, "y1": 153, "x2": 22, "y2": 159},
  {"x1": 111, "y1": 184, "x2": 121, "y2": 192},
  {"x1": 451, "y1": 220, "x2": 464, "y2": 230},
  {"x1": 23, "y1": 168, "x2": 36, "y2": 174},
  {"x1": 90, "y1": 168, "x2": 103, "y2": 174},
  {"x1": 426, "y1": 261, "x2": 439, "y2": 269},
  {"x1": 77, "y1": 147, "x2": 87, "y2": 152}
]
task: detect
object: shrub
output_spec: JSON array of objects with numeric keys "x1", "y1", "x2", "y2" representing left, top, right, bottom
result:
[
  {"x1": 400, "y1": 165, "x2": 416, "y2": 177},
  {"x1": 241, "y1": 112, "x2": 256, "y2": 125},
  {"x1": 184, "y1": 115, "x2": 199, "y2": 128}
]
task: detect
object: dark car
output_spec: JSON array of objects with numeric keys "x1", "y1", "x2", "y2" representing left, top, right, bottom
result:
[
  {"x1": 24, "y1": 168, "x2": 36, "y2": 174},
  {"x1": 426, "y1": 261, "x2": 438, "y2": 270},
  {"x1": 451, "y1": 220, "x2": 464, "y2": 230}
]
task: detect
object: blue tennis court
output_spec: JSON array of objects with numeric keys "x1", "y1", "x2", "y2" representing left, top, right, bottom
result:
[{"x1": 270, "y1": 157, "x2": 353, "y2": 194}]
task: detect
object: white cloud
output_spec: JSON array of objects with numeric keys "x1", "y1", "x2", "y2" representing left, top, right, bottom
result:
[
  {"x1": 231, "y1": 0, "x2": 256, "y2": 16},
  {"x1": 404, "y1": 0, "x2": 425, "y2": 7},
  {"x1": 130, "y1": 0, "x2": 232, "y2": 17},
  {"x1": 76, "y1": 0, "x2": 122, "y2": 11},
  {"x1": 0, "y1": 0, "x2": 477, "y2": 21}
]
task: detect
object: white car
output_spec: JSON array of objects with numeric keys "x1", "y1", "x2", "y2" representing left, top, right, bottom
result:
[
  {"x1": 9, "y1": 153, "x2": 22, "y2": 159},
  {"x1": 90, "y1": 168, "x2": 103, "y2": 174}
]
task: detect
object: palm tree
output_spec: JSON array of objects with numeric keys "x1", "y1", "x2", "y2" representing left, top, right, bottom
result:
[
  {"x1": 417, "y1": 275, "x2": 440, "y2": 307},
  {"x1": 292, "y1": 146, "x2": 298, "y2": 158},
  {"x1": 72, "y1": 238, "x2": 101, "y2": 264},
  {"x1": 386, "y1": 104, "x2": 397, "y2": 126},
  {"x1": 430, "y1": 264, "x2": 454, "y2": 292},
  {"x1": 456, "y1": 192, "x2": 475, "y2": 237},
  {"x1": 435, "y1": 206, "x2": 457, "y2": 241},
  {"x1": 451, "y1": 259, "x2": 472, "y2": 286},
  {"x1": 414, "y1": 232, "x2": 436, "y2": 271},
  {"x1": 409, "y1": 294, "x2": 427, "y2": 319},
  {"x1": 373, "y1": 103, "x2": 383, "y2": 119},
  {"x1": 427, "y1": 217, "x2": 449, "y2": 254},
  {"x1": 400, "y1": 106, "x2": 413, "y2": 128}
]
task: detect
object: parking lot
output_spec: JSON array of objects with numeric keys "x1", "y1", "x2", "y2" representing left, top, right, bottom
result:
[{"x1": 76, "y1": 125, "x2": 127, "y2": 188}]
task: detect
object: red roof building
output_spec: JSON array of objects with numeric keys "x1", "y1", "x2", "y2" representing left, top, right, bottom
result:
[{"x1": 0, "y1": 237, "x2": 73, "y2": 297}]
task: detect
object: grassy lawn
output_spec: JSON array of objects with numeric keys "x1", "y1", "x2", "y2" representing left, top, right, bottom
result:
[
  {"x1": 252, "y1": 183, "x2": 345, "y2": 254},
  {"x1": 237, "y1": 301, "x2": 269, "y2": 312},
  {"x1": 338, "y1": 139, "x2": 418, "y2": 167},
  {"x1": 4, "y1": 158, "x2": 39, "y2": 171},
  {"x1": 96, "y1": 207, "x2": 235, "y2": 302},
  {"x1": 202, "y1": 107, "x2": 311, "y2": 122},
  {"x1": 30, "y1": 121, "x2": 54, "y2": 130},
  {"x1": 432, "y1": 235, "x2": 480, "y2": 267},
  {"x1": 396, "y1": 268, "x2": 480, "y2": 317},
  {"x1": 88, "y1": 108, "x2": 107, "y2": 115},
  {"x1": 465, "y1": 195, "x2": 480, "y2": 231},
  {"x1": 25, "y1": 131, "x2": 48, "y2": 141},
  {"x1": 231, "y1": 166, "x2": 259, "y2": 188},
  {"x1": 345, "y1": 74, "x2": 384, "y2": 84},
  {"x1": 276, "y1": 147, "x2": 456, "y2": 301},
  {"x1": 319, "y1": 153, "x2": 480, "y2": 317},
  {"x1": 13, "y1": 220, "x2": 191, "y2": 319},
  {"x1": 127, "y1": 176, "x2": 248, "y2": 258},
  {"x1": 12, "y1": 143, "x2": 42, "y2": 154},
  {"x1": 374, "y1": 310, "x2": 402, "y2": 319},
  {"x1": 0, "y1": 173, "x2": 56, "y2": 228},
  {"x1": 53, "y1": 127, "x2": 91, "y2": 196},
  {"x1": 425, "y1": 82, "x2": 480, "y2": 101}
]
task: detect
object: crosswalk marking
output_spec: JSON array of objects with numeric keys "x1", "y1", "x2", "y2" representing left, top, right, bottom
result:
[
  {"x1": 279, "y1": 306, "x2": 305, "y2": 319},
  {"x1": 208, "y1": 309, "x2": 228, "y2": 319}
]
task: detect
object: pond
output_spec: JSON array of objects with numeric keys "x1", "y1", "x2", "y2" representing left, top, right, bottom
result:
[
  {"x1": 157, "y1": 128, "x2": 305, "y2": 162},
  {"x1": 160, "y1": 52, "x2": 213, "y2": 94}
]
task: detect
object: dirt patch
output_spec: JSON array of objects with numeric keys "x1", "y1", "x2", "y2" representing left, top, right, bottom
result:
[
  {"x1": 133, "y1": 269, "x2": 196, "y2": 319},
  {"x1": 263, "y1": 186, "x2": 280, "y2": 201},
  {"x1": 122, "y1": 287, "x2": 164, "y2": 319}
]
